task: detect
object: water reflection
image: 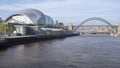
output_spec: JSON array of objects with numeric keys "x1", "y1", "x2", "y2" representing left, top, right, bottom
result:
[{"x1": 0, "y1": 35, "x2": 120, "y2": 68}]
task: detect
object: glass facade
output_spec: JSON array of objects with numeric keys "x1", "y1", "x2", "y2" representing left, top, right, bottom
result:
[
  {"x1": 8, "y1": 15, "x2": 33, "y2": 24},
  {"x1": 45, "y1": 15, "x2": 54, "y2": 25},
  {"x1": 5, "y1": 9, "x2": 54, "y2": 27}
]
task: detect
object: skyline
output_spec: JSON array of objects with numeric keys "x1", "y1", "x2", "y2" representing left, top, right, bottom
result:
[{"x1": 0, "y1": 0, "x2": 120, "y2": 25}]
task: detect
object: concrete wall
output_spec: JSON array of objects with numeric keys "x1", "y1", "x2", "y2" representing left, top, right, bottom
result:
[
  {"x1": 68, "y1": 23, "x2": 73, "y2": 31},
  {"x1": 117, "y1": 24, "x2": 120, "y2": 35}
]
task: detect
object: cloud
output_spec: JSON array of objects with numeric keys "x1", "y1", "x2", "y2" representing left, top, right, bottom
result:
[{"x1": 0, "y1": 0, "x2": 120, "y2": 25}]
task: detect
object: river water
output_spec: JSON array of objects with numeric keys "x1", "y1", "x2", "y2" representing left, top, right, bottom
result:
[{"x1": 0, "y1": 34, "x2": 120, "y2": 68}]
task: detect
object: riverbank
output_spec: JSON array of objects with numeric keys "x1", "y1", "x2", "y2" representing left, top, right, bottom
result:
[{"x1": 0, "y1": 33, "x2": 79, "y2": 48}]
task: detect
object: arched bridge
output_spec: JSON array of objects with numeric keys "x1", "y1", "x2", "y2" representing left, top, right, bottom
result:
[{"x1": 75, "y1": 17, "x2": 117, "y2": 33}]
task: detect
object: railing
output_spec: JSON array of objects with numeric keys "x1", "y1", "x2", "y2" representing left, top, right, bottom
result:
[{"x1": 1, "y1": 30, "x2": 79, "y2": 39}]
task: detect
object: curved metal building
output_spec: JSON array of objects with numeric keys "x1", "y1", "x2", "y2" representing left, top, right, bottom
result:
[{"x1": 5, "y1": 9, "x2": 54, "y2": 26}]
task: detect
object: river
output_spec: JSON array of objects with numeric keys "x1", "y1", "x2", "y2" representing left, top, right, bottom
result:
[{"x1": 0, "y1": 34, "x2": 120, "y2": 68}]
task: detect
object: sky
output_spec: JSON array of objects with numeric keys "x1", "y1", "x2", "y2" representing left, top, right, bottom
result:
[{"x1": 0, "y1": 0, "x2": 120, "y2": 25}]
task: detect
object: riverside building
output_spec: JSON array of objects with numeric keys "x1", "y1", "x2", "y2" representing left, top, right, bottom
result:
[{"x1": 4, "y1": 9, "x2": 67, "y2": 36}]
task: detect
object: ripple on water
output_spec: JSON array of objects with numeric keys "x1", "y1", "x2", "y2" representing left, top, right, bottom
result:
[{"x1": 0, "y1": 35, "x2": 120, "y2": 68}]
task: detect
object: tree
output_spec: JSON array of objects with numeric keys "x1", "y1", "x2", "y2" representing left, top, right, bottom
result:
[
  {"x1": 0, "y1": 23, "x2": 15, "y2": 33},
  {"x1": 0, "y1": 23, "x2": 5, "y2": 32}
]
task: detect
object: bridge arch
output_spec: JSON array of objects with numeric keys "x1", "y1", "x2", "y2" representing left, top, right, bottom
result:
[{"x1": 76, "y1": 17, "x2": 116, "y2": 33}]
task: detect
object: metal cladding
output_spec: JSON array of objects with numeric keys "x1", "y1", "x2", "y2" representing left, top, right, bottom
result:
[{"x1": 5, "y1": 9, "x2": 54, "y2": 25}]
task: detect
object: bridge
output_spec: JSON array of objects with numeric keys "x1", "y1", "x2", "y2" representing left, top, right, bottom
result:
[
  {"x1": 75, "y1": 25, "x2": 117, "y2": 34},
  {"x1": 75, "y1": 17, "x2": 118, "y2": 35}
]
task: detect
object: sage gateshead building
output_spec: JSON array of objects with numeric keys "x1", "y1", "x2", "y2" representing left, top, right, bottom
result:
[
  {"x1": 4, "y1": 9, "x2": 63, "y2": 36},
  {"x1": 5, "y1": 9, "x2": 54, "y2": 27}
]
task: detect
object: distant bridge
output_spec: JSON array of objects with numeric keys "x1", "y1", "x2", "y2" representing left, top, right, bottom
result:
[{"x1": 75, "y1": 17, "x2": 117, "y2": 34}]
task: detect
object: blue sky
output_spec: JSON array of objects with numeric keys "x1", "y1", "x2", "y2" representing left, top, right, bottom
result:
[{"x1": 0, "y1": 0, "x2": 120, "y2": 25}]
